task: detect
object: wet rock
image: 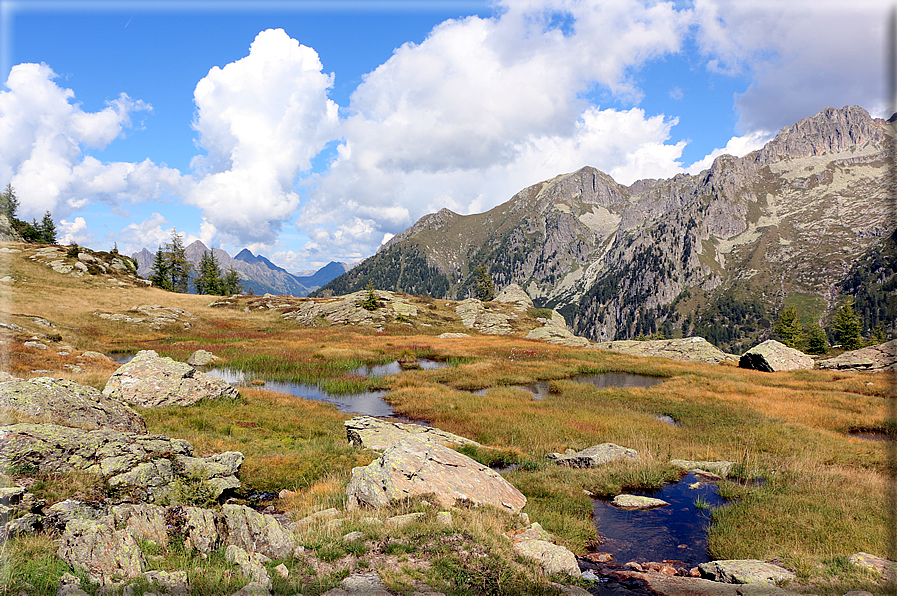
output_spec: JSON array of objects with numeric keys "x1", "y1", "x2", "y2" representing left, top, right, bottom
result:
[
  {"x1": 609, "y1": 570, "x2": 804, "y2": 595},
  {"x1": 507, "y1": 523, "x2": 580, "y2": 576},
  {"x1": 346, "y1": 439, "x2": 526, "y2": 513},
  {"x1": 590, "y1": 337, "x2": 735, "y2": 365},
  {"x1": 345, "y1": 416, "x2": 481, "y2": 451},
  {"x1": 848, "y1": 552, "x2": 897, "y2": 578},
  {"x1": 226, "y1": 544, "x2": 272, "y2": 589},
  {"x1": 57, "y1": 519, "x2": 146, "y2": 586},
  {"x1": 0, "y1": 423, "x2": 241, "y2": 504},
  {"x1": 818, "y1": 340, "x2": 897, "y2": 372},
  {"x1": 669, "y1": 459, "x2": 734, "y2": 478},
  {"x1": 0, "y1": 377, "x2": 146, "y2": 433},
  {"x1": 103, "y1": 350, "x2": 238, "y2": 407},
  {"x1": 221, "y1": 504, "x2": 297, "y2": 559},
  {"x1": 698, "y1": 559, "x2": 796, "y2": 584},
  {"x1": 739, "y1": 340, "x2": 813, "y2": 372},
  {"x1": 187, "y1": 349, "x2": 220, "y2": 367},
  {"x1": 547, "y1": 443, "x2": 639, "y2": 468},
  {"x1": 612, "y1": 495, "x2": 669, "y2": 509}
]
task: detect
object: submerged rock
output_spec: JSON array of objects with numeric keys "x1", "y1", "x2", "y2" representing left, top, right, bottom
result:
[
  {"x1": 0, "y1": 377, "x2": 146, "y2": 433},
  {"x1": 547, "y1": 443, "x2": 639, "y2": 468},
  {"x1": 818, "y1": 340, "x2": 897, "y2": 372},
  {"x1": 344, "y1": 416, "x2": 481, "y2": 451},
  {"x1": 346, "y1": 439, "x2": 526, "y2": 513},
  {"x1": 698, "y1": 559, "x2": 796, "y2": 584},
  {"x1": 103, "y1": 350, "x2": 238, "y2": 407},
  {"x1": 739, "y1": 340, "x2": 813, "y2": 372}
]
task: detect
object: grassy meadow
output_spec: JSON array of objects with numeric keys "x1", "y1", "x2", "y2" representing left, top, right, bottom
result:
[{"x1": 1, "y1": 242, "x2": 895, "y2": 595}]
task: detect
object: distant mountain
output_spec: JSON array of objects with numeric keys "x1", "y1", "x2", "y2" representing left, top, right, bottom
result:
[
  {"x1": 316, "y1": 105, "x2": 894, "y2": 353},
  {"x1": 132, "y1": 243, "x2": 348, "y2": 297}
]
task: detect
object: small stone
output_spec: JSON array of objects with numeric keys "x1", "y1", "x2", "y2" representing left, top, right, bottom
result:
[
  {"x1": 273, "y1": 564, "x2": 289, "y2": 578},
  {"x1": 436, "y1": 511, "x2": 452, "y2": 526},
  {"x1": 342, "y1": 531, "x2": 365, "y2": 542},
  {"x1": 23, "y1": 341, "x2": 47, "y2": 350}
]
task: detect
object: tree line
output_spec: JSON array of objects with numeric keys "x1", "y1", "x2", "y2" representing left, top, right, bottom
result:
[
  {"x1": 149, "y1": 229, "x2": 242, "y2": 295},
  {"x1": 1, "y1": 184, "x2": 57, "y2": 244}
]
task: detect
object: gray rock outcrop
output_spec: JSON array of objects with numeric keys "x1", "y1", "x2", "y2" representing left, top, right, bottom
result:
[
  {"x1": 698, "y1": 559, "x2": 796, "y2": 585},
  {"x1": 346, "y1": 439, "x2": 526, "y2": 513},
  {"x1": 57, "y1": 519, "x2": 147, "y2": 586},
  {"x1": 495, "y1": 284, "x2": 534, "y2": 308},
  {"x1": 282, "y1": 290, "x2": 417, "y2": 327},
  {"x1": 591, "y1": 337, "x2": 734, "y2": 364},
  {"x1": 187, "y1": 349, "x2": 220, "y2": 366},
  {"x1": 818, "y1": 340, "x2": 897, "y2": 372},
  {"x1": 669, "y1": 459, "x2": 734, "y2": 477},
  {"x1": 547, "y1": 443, "x2": 639, "y2": 468},
  {"x1": 0, "y1": 423, "x2": 242, "y2": 504},
  {"x1": 455, "y1": 298, "x2": 515, "y2": 335},
  {"x1": 103, "y1": 350, "x2": 238, "y2": 407},
  {"x1": 345, "y1": 416, "x2": 481, "y2": 451},
  {"x1": 221, "y1": 504, "x2": 297, "y2": 559},
  {"x1": 506, "y1": 523, "x2": 580, "y2": 576},
  {"x1": 739, "y1": 340, "x2": 814, "y2": 372},
  {"x1": 0, "y1": 377, "x2": 146, "y2": 433}
]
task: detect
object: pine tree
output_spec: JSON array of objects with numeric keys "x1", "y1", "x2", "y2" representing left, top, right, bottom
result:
[
  {"x1": 164, "y1": 229, "x2": 192, "y2": 293},
  {"x1": 38, "y1": 211, "x2": 56, "y2": 244},
  {"x1": 774, "y1": 306, "x2": 803, "y2": 349},
  {"x1": 195, "y1": 249, "x2": 223, "y2": 295},
  {"x1": 475, "y1": 265, "x2": 495, "y2": 301},
  {"x1": 221, "y1": 268, "x2": 242, "y2": 295},
  {"x1": 0, "y1": 183, "x2": 18, "y2": 220},
  {"x1": 833, "y1": 299, "x2": 863, "y2": 350},
  {"x1": 803, "y1": 324, "x2": 829, "y2": 355},
  {"x1": 150, "y1": 246, "x2": 173, "y2": 290}
]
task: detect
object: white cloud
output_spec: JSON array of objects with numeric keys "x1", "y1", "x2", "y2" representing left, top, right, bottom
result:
[
  {"x1": 0, "y1": 63, "x2": 188, "y2": 220},
  {"x1": 58, "y1": 216, "x2": 90, "y2": 246},
  {"x1": 686, "y1": 130, "x2": 773, "y2": 174},
  {"x1": 187, "y1": 28, "x2": 339, "y2": 245}
]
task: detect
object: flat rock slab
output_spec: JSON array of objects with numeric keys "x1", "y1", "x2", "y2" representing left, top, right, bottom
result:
[
  {"x1": 525, "y1": 324, "x2": 590, "y2": 347},
  {"x1": 547, "y1": 443, "x2": 639, "y2": 468},
  {"x1": 282, "y1": 290, "x2": 417, "y2": 327},
  {"x1": 699, "y1": 560, "x2": 796, "y2": 585},
  {"x1": 739, "y1": 340, "x2": 813, "y2": 372},
  {"x1": 346, "y1": 439, "x2": 526, "y2": 513},
  {"x1": 670, "y1": 459, "x2": 734, "y2": 478},
  {"x1": 345, "y1": 416, "x2": 481, "y2": 451},
  {"x1": 848, "y1": 552, "x2": 897, "y2": 578},
  {"x1": 0, "y1": 377, "x2": 146, "y2": 433},
  {"x1": 590, "y1": 337, "x2": 734, "y2": 364},
  {"x1": 609, "y1": 570, "x2": 805, "y2": 595},
  {"x1": 612, "y1": 494, "x2": 670, "y2": 509},
  {"x1": 818, "y1": 340, "x2": 897, "y2": 372},
  {"x1": 103, "y1": 350, "x2": 238, "y2": 407},
  {"x1": 323, "y1": 572, "x2": 393, "y2": 596}
]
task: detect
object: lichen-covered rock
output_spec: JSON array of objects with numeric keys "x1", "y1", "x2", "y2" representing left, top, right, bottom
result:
[
  {"x1": 187, "y1": 349, "x2": 220, "y2": 367},
  {"x1": 346, "y1": 439, "x2": 526, "y2": 513},
  {"x1": 698, "y1": 559, "x2": 796, "y2": 584},
  {"x1": 113, "y1": 503, "x2": 169, "y2": 545},
  {"x1": 525, "y1": 324, "x2": 590, "y2": 347},
  {"x1": 0, "y1": 377, "x2": 146, "y2": 433},
  {"x1": 495, "y1": 284, "x2": 534, "y2": 309},
  {"x1": 739, "y1": 340, "x2": 813, "y2": 372},
  {"x1": 455, "y1": 299, "x2": 515, "y2": 335},
  {"x1": 57, "y1": 519, "x2": 146, "y2": 585},
  {"x1": 282, "y1": 290, "x2": 417, "y2": 327},
  {"x1": 103, "y1": 350, "x2": 238, "y2": 407},
  {"x1": 818, "y1": 340, "x2": 897, "y2": 372},
  {"x1": 547, "y1": 443, "x2": 639, "y2": 468},
  {"x1": 848, "y1": 552, "x2": 897, "y2": 578},
  {"x1": 182, "y1": 505, "x2": 225, "y2": 554},
  {"x1": 345, "y1": 416, "x2": 481, "y2": 451},
  {"x1": 669, "y1": 459, "x2": 734, "y2": 477},
  {"x1": 226, "y1": 544, "x2": 272, "y2": 589},
  {"x1": 591, "y1": 337, "x2": 734, "y2": 364},
  {"x1": 612, "y1": 495, "x2": 669, "y2": 509},
  {"x1": 0, "y1": 423, "x2": 241, "y2": 504},
  {"x1": 45, "y1": 500, "x2": 109, "y2": 533},
  {"x1": 507, "y1": 523, "x2": 580, "y2": 576},
  {"x1": 222, "y1": 504, "x2": 297, "y2": 559},
  {"x1": 143, "y1": 570, "x2": 189, "y2": 595}
]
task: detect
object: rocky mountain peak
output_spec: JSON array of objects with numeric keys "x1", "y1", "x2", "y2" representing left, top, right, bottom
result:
[{"x1": 380, "y1": 207, "x2": 460, "y2": 252}]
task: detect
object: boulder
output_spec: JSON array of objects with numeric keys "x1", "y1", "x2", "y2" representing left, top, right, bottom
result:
[
  {"x1": 143, "y1": 570, "x2": 189, "y2": 595},
  {"x1": 591, "y1": 337, "x2": 735, "y2": 365},
  {"x1": 0, "y1": 423, "x2": 242, "y2": 504},
  {"x1": 455, "y1": 299, "x2": 515, "y2": 335},
  {"x1": 346, "y1": 439, "x2": 526, "y2": 513},
  {"x1": 547, "y1": 443, "x2": 639, "y2": 468},
  {"x1": 221, "y1": 504, "x2": 297, "y2": 559},
  {"x1": 848, "y1": 552, "x2": 897, "y2": 578},
  {"x1": 698, "y1": 560, "x2": 796, "y2": 585},
  {"x1": 818, "y1": 340, "x2": 897, "y2": 372},
  {"x1": 45, "y1": 500, "x2": 109, "y2": 533},
  {"x1": 57, "y1": 519, "x2": 146, "y2": 586},
  {"x1": 669, "y1": 459, "x2": 734, "y2": 478},
  {"x1": 187, "y1": 349, "x2": 220, "y2": 367},
  {"x1": 609, "y1": 570, "x2": 805, "y2": 595},
  {"x1": 345, "y1": 416, "x2": 481, "y2": 451},
  {"x1": 282, "y1": 290, "x2": 417, "y2": 327},
  {"x1": 0, "y1": 377, "x2": 146, "y2": 433},
  {"x1": 506, "y1": 522, "x2": 580, "y2": 576},
  {"x1": 226, "y1": 544, "x2": 272, "y2": 589},
  {"x1": 612, "y1": 495, "x2": 669, "y2": 509},
  {"x1": 494, "y1": 284, "x2": 534, "y2": 308},
  {"x1": 103, "y1": 350, "x2": 238, "y2": 407},
  {"x1": 739, "y1": 340, "x2": 813, "y2": 372}
]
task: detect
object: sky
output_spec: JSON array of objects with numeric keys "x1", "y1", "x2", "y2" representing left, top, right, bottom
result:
[{"x1": 0, "y1": 0, "x2": 890, "y2": 274}]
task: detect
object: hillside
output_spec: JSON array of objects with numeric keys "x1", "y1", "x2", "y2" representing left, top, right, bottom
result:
[
  {"x1": 316, "y1": 105, "x2": 894, "y2": 354},
  {"x1": 132, "y1": 241, "x2": 348, "y2": 296}
]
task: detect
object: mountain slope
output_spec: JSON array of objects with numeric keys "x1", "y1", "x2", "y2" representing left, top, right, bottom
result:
[
  {"x1": 316, "y1": 105, "x2": 894, "y2": 352},
  {"x1": 132, "y1": 244, "x2": 347, "y2": 297}
]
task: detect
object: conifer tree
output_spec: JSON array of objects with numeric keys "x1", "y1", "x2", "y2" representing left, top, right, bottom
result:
[
  {"x1": 38, "y1": 211, "x2": 56, "y2": 244},
  {"x1": 0, "y1": 183, "x2": 18, "y2": 220},
  {"x1": 164, "y1": 229, "x2": 192, "y2": 293},
  {"x1": 150, "y1": 246, "x2": 173, "y2": 290},
  {"x1": 221, "y1": 268, "x2": 242, "y2": 295},
  {"x1": 803, "y1": 324, "x2": 829, "y2": 355},
  {"x1": 475, "y1": 265, "x2": 495, "y2": 301},
  {"x1": 833, "y1": 299, "x2": 863, "y2": 350},
  {"x1": 774, "y1": 306, "x2": 803, "y2": 349},
  {"x1": 195, "y1": 249, "x2": 223, "y2": 295}
]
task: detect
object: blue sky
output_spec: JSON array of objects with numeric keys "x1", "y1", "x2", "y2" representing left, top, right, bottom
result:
[{"x1": 0, "y1": 0, "x2": 888, "y2": 273}]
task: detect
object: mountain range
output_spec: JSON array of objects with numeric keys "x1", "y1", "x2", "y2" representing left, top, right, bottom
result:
[
  {"x1": 316, "y1": 105, "x2": 895, "y2": 353},
  {"x1": 132, "y1": 242, "x2": 348, "y2": 297}
]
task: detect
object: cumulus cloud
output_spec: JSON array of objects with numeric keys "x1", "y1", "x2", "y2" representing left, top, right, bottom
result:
[
  {"x1": 187, "y1": 28, "x2": 339, "y2": 245},
  {"x1": 686, "y1": 129, "x2": 773, "y2": 174},
  {"x1": 57, "y1": 216, "x2": 91, "y2": 246},
  {"x1": 0, "y1": 63, "x2": 189, "y2": 220}
]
